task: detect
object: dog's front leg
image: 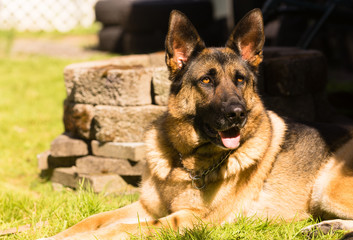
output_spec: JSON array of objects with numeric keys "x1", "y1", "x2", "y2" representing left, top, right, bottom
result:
[
  {"x1": 58, "y1": 209, "x2": 201, "y2": 240},
  {"x1": 143, "y1": 209, "x2": 201, "y2": 232},
  {"x1": 47, "y1": 201, "x2": 152, "y2": 240},
  {"x1": 112, "y1": 209, "x2": 202, "y2": 239}
]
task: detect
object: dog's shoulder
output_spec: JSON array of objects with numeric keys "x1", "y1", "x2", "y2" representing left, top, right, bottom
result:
[
  {"x1": 271, "y1": 115, "x2": 353, "y2": 174},
  {"x1": 283, "y1": 117, "x2": 353, "y2": 153}
]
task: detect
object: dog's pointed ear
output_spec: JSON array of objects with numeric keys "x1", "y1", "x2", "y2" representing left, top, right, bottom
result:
[
  {"x1": 226, "y1": 9, "x2": 265, "y2": 69},
  {"x1": 165, "y1": 10, "x2": 205, "y2": 75}
]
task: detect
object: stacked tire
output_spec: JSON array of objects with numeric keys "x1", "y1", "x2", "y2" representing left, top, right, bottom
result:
[{"x1": 95, "y1": 0, "x2": 228, "y2": 53}]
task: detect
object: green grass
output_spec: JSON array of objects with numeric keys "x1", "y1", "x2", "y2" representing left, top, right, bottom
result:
[
  {"x1": 0, "y1": 29, "x2": 348, "y2": 240},
  {"x1": 0, "y1": 183, "x2": 139, "y2": 239},
  {"x1": 0, "y1": 55, "x2": 65, "y2": 182},
  {"x1": 138, "y1": 217, "x2": 345, "y2": 240}
]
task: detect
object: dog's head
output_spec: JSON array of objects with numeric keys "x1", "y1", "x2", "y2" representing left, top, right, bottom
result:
[{"x1": 165, "y1": 9, "x2": 265, "y2": 150}]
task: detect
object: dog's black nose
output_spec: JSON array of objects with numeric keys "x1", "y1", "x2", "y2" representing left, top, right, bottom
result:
[{"x1": 225, "y1": 104, "x2": 247, "y2": 126}]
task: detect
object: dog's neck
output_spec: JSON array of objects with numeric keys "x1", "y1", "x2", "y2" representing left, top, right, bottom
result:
[
  {"x1": 178, "y1": 149, "x2": 234, "y2": 189},
  {"x1": 176, "y1": 142, "x2": 228, "y2": 170}
]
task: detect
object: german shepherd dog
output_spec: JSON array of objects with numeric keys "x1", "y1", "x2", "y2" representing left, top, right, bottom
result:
[{"x1": 41, "y1": 9, "x2": 353, "y2": 240}]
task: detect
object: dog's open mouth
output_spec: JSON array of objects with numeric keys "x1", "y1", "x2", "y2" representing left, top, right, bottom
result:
[
  {"x1": 218, "y1": 127, "x2": 240, "y2": 149},
  {"x1": 203, "y1": 124, "x2": 242, "y2": 149}
]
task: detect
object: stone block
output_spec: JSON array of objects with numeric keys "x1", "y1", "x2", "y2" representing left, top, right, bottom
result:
[
  {"x1": 91, "y1": 141, "x2": 145, "y2": 161},
  {"x1": 148, "y1": 52, "x2": 165, "y2": 67},
  {"x1": 63, "y1": 103, "x2": 167, "y2": 142},
  {"x1": 64, "y1": 54, "x2": 157, "y2": 105},
  {"x1": 109, "y1": 54, "x2": 152, "y2": 67},
  {"x1": 65, "y1": 66, "x2": 153, "y2": 106},
  {"x1": 152, "y1": 67, "x2": 170, "y2": 105},
  {"x1": 80, "y1": 173, "x2": 131, "y2": 193},
  {"x1": 76, "y1": 155, "x2": 145, "y2": 176},
  {"x1": 63, "y1": 102, "x2": 95, "y2": 139},
  {"x1": 109, "y1": 67, "x2": 153, "y2": 105},
  {"x1": 51, "y1": 167, "x2": 135, "y2": 193},
  {"x1": 50, "y1": 134, "x2": 89, "y2": 157},
  {"x1": 38, "y1": 150, "x2": 78, "y2": 171},
  {"x1": 262, "y1": 47, "x2": 327, "y2": 96},
  {"x1": 93, "y1": 105, "x2": 166, "y2": 142},
  {"x1": 37, "y1": 150, "x2": 50, "y2": 170},
  {"x1": 51, "y1": 167, "x2": 78, "y2": 189}
]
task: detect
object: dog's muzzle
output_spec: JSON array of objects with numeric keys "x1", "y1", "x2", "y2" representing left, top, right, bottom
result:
[{"x1": 217, "y1": 103, "x2": 247, "y2": 149}]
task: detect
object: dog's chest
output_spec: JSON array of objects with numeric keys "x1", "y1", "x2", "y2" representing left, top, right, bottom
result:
[
  {"x1": 167, "y1": 182, "x2": 231, "y2": 216},
  {"x1": 165, "y1": 178, "x2": 259, "y2": 220}
]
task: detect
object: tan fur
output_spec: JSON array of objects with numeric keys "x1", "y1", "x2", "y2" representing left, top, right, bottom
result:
[{"x1": 40, "y1": 9, "x2": 353, "y2": 240}]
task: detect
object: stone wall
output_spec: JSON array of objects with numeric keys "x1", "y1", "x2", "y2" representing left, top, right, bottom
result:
[{"x1": 38, "y1": 47, "x2": 332, "y2": 193}]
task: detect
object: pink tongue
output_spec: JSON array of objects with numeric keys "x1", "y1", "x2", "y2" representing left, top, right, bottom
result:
[{"x1": 219, "y1": 128, "x2": 240, "y2": 149}]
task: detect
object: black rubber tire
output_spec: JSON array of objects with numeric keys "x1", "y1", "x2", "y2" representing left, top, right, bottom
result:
[{"x1": 98, "y1": 26, "x2": 124, "y2": 52}]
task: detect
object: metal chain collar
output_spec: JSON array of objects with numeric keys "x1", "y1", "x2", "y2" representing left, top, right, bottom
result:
[{"x1": 179, "y1": 150, "x2": 233, "y2": 190}]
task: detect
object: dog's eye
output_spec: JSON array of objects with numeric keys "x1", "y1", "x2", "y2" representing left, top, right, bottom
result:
[
  {"x1": 235, "y1": 73, "x2": 246, "y2": 85},
  {"x1": 201, "y1": 77, "x2": 211, "y2": 84},
  {"x1": 237, "y1": 76, "x2": 244, "y2": 83}
]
